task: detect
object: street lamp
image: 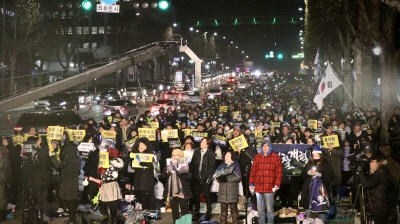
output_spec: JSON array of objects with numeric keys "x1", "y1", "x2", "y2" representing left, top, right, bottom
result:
[{"x1": 373, "y1": 47, "x2": 382, "y2": 55}]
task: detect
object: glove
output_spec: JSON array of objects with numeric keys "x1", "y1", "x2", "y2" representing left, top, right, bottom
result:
[
  {"x1": 139, "y1": 162, "x2": 147, "y2": 167},
  {"x1": 217, "y1": 175, "x2": 228, "y2": 183}
]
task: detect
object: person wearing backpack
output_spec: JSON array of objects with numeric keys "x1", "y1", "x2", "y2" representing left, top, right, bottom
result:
[{"x1": 357, "y1": 151, "x2": 399, "y2": 224}]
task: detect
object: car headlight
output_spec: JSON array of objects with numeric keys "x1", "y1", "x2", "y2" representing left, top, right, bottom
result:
[
  {"x1": 159, "y1": 85, "x2": 163, "y2": 90},
  {"x1": 46, "y1": 102, "x2": 50, "y2": 105},
  {"x1": 79, "y1": 97, "x2": 84, "y2": 101},
  {"x1": 143, "y1": 90, "x2": 147, "y2": 94},
  {"x1": 133, "y1": 92, "x2": 137, "y2": 96},
  {"x1": 123, "y1": 92, "x2": 127, "y2": 96},
  {"x1": 96, "y1": 96, "x2": 100, "y2": 100},
  {"x1": 108, "y1": 96, "x2": 113, "y2": 100},
  {"x1": 60, "y1": 101, "x2": 67, "y2": 106},
  {"x1": 35, "y1": 102, "x2": 38, "y2": 105},
  {"x1": 167, "y1": 86, "x2": 170, "y2": 90}
]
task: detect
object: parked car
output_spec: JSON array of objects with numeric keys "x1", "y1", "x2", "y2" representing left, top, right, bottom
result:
[
  {"x1": 103, "y1": 100, "x2": 139, "y2": 117},
  {"x1": 14, "y1": 110, "x2": 83, "y2": 134},
  {"x1": 150, "y1": 99, "x2": 176, "y2": 115},
  {"x1": 48, "y1": 92, "x2": 80, "y2": 110},
  {"x1": 97, "y1": 88, "x2": 121, "y2": 104},
  {"x1": 34, "y1": 96, "x2": 52, "y2": 110},
  {"x1": 161, "y1": 90, "x2": 188, "y2": 101},
  {"x1": 74, "y1": 91, "x2": 93, "y2": 104}
]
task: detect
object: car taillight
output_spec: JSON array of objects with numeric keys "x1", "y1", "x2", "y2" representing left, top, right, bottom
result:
[
  {"x1": 178, "y1": 94, "x2": 182, "y2": 98},
  {"x1": 219, "y1": 87, "x2": 222, "y2": 89},
  {"x1": 14, "y1": 126, "x2": 22, "y2": 132},
  {"x1": 103, "y1": 107, "x2": 107, "y2": 110},
  {"x1": 121, "y1": 107, "x2": 125, "y2": 110},
  {"x1": 164, "y1": 95, "x2": 168, "y2": 99},
  {"x1": 230, "y1": 90, "x2": 233, "y2": 93}
]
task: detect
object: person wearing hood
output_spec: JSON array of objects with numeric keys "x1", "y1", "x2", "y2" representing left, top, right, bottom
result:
[
  {"x1": 50, "y1": 131, "x2": 80, "y2": 224},
  {"x1": 0, "y1": 146, "x2": 11, "y2": 221},
  {"x1": 131, "y1": 137, "x2": 156, "y2": 210},
  {"x1": 216, "y1": 151, "x2": 242, "y2": 224},
  {"x1": 299, "y1": 145, "x2": 333, "y2": 220},
  {"x1": 248, "y1": 139, "x2": 283, "y2": 224},
  {"x1": 357, "y1": 151, "x2": 398, "y2": 224}
]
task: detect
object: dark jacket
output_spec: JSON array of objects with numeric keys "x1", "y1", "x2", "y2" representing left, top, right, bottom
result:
[
  {"x1": 299, "y1": 159, "x2": 333, "y2": 208},
  {"x1": 238, "y1": 146, "x2": 257, "y2": 196},
  {"x1": 162, "y1": 165, "x2": 193, "y2": 200},
  {"x1": 189, "y1": 148, "x2": 216, "y2": 185},
  {"x1": 132, "y1": 138, "x2": 155, "y2": 192},
  {"x1": 217, "y1": 161, "x2": 242, "y2": 203},
  {"x1": 29, "y1": 146, "x2": 52, "y2": 191},
  {"x1": 359, "y1": 165, "x2": 398, "y2": 216},
  {"x1": 51, "y1": 142, "x2": 81, "y2": 200}
]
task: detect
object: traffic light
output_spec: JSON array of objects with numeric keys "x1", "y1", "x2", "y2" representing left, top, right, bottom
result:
[
  {"x1": 159, "y1": 0, "x2": 169, "y2": 10},
  {"x1": 82, "y1": 0, "x2": 92, "y2": 10}
]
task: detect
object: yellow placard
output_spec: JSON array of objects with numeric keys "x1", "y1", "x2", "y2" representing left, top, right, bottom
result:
[
  {"x1": 67, "y1": 130, "x2": 86, "y2": 142},
  {"x1": 149, "y1": 122, "x2": 159, "y2": 129},
  {"x1": 161, "y1": 129, "x2": 179, "y2": 142},
  {"x1": 192, "y1": 131, "x2": 208, "y2": 142},
  {"x1": 183, "y1": 129, "x2": 193, "y2": 137},
  {"x1": 12, "y1": 136, "x2": 24, "y2": 146},
  {"x1": 124, "y1": 136, "x2": 138, "y2": 148},
  {"x1": 101, "y1": 130, "x2": 116, "y2": 140},
  {"x1": 322, "y1": 135, "x2": 340, "y2": 148},
  {"x1": 271, "y1": 121, "x2": 281, "y2": 128},
  {"x1": 138, "y1": 128, "x2": 157, "y2": 141},
  {"x1": 228, "y1": 135, "x2": 249, "y2": 151},
  {"x1": 224, "y1": 129, "x2": 233, "y2": 137},
  {"x1": 130, "y1": 153, "x2": 154, "y2": 168},
  {"x1": 219, "y1": 106, "x2": 228, "y2": 113},
  {"x1": 113, "y1": 117, "x2": 122, "y2": 123},
  {"x1": 232, "y1": 111, "x2": 239, "y2": 120},
  {"x1": 308, "y1": 120, "x2": 318, "y2": 130},
  {"x1": 47, "y1": 126, "x2": 64, "y2": 140},
  {"x1": 98, "y1": 151, "x2": 110, "y2": 168},
  {"x1": 255, "y1": 131, "x2": 263, "y2": 143}
]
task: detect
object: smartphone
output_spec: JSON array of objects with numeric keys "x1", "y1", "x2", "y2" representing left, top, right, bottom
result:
[{"x1": 312, "y1": 166, "x2": 317, "y2": 171}]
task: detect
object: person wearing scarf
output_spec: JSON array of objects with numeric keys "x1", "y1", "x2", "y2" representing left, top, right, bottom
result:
[
  {"x1": 215, "y1": 151, "x2": 242, "y2": 224},
  {"x1": 162, "y1": 149, "x2": 193, "y2": 223}
]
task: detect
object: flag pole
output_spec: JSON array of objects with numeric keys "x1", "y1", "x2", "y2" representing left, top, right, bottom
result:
[{"x1": 328, "y1": 64, "x2": 369, "y2": 126}]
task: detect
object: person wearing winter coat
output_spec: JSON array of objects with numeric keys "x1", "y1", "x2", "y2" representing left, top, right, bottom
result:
[
  {"x1": 249, "y1": 139, "x2": 283, "y2": 224},
  {"x1": 299, "y1": 145, "x2": 333, "y2": 220},
  {"x1": 162, "y1": 149, "x2": 193, "y2": 223},
  {"x1": 131, "y1": 137, "x2": 157, "y2": 210},
  {"x1": 50, "y1": 132, "x2": 80, "y2": 224},
  {"x1": 216, "y1": 151, "x2": 242, "y2": 224},
  {"x1": 189, "y1": 137, "x2": 216, "y2": 221},
  {"x1": 321, "y1": 124, "x2": 343, "y2": 198},
  {"x1": 0, "y1": 146, "x2": 11, "y2": 221},
  {"x1": 357, "y1": 151, "x2": 398, "y2": 224}
]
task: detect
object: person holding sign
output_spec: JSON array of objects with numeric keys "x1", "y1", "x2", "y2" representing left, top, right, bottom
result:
[
  {"x1": 49, "y1": 131, "x2": 80, "y2": 224},
  {"x1": 249, "y1": 139, "x2": 283, "y2": 224},
  {"x1": 131, "y1": 137, "x2": 157, "y2": 210},
  {"x1": 299, "y1": 145, "x2": 333, "y2": 220},
  {"x1": 162, "y1": 149, "x2": 193, "y2": 223},
  {"x1": 321, "y1": 124, "x2": 343, "y2": 199},
  {"x1": 189, "y1": 137, "x2": 215, "y2": 221}
]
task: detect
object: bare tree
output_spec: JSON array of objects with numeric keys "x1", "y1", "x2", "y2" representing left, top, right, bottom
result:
[{"x1": 4, "y1": 0, "x2": 42, "y2": 95}]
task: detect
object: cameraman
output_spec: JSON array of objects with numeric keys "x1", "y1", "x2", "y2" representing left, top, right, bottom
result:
[{"x1": 357, "y1": 151, "x2": 398, "y2": 224}]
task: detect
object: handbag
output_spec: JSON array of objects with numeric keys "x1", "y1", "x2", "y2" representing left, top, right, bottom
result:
[{"x1": 210, "y1": 179, "x2": 219, "y2": 193}]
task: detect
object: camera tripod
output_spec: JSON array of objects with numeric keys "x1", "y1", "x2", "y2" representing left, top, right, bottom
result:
[{"x1": 348, "y1": 183, "x2": 370, "y2": 224}]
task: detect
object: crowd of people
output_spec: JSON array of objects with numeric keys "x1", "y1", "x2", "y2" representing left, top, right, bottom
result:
[{"x1": 0, "y1": 75, "x2": 398, "y2": 224}]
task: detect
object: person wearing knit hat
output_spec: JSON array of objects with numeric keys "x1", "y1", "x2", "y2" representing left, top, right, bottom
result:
[
  {"x1": 248, "y1": 137, "x2": 282, "y2": 224},
  {"x1": 299, "y1": 144, "x2": 333, "y2": 216},
  {"x1": 357, "y1": 151, "x2": 397, "y2": 224}
]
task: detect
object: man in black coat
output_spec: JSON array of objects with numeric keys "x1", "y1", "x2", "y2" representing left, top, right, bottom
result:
[
  {"x1": 189, "y1": 137, "x2": 215, "y2": 221},
  {"x1": 357, "y1": 152, "x2": 398, "y2": 224}
]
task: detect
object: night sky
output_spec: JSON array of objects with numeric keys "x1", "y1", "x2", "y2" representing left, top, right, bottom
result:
[{"x1": 172, "y1": 0, "x2": 305, "y2": 72}]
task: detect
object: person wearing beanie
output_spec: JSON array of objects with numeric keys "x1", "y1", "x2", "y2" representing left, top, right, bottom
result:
[
  {"x1": 299, "y1": 145, "x2": 333, "y2": 220},
  {"x1": 357, "y1": 151, "x2": 398, "y2": 224},
  {"x1": 248, "y1": 139, "x2": 283, "y2": 224}
]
